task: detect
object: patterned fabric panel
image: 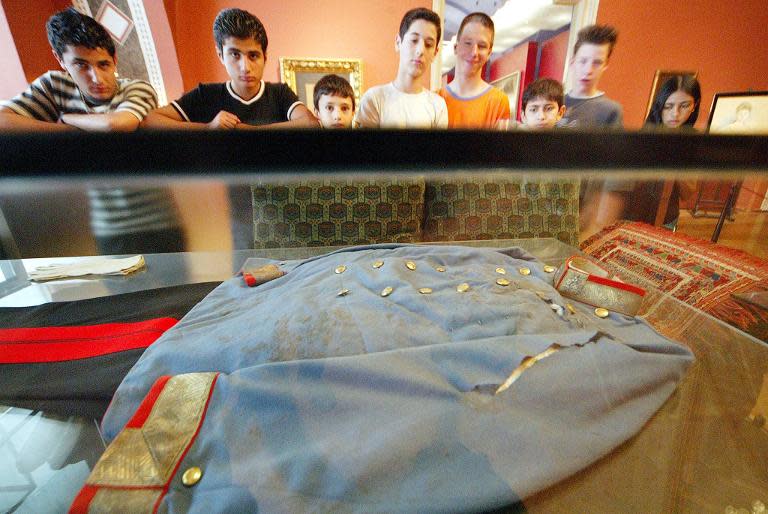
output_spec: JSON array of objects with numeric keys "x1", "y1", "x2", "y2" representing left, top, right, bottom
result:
[
  {"x1": 581, "y1": 220, "x2": 768, "y2": 341},
  {"x1": 422, "y1": 177, "x2": 579, "y2": 246},
  {"x1": 251, "y1": 179, "x2": 425, "y2": 248}
]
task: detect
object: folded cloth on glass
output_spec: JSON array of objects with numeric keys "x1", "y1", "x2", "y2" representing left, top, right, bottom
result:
[
  {"x1": 27, "y1": 255, "x2": 145, "y2": 282},
  {"x1": 239, "y1": 262, "x2": 286, "y2": 287},
  {"x1": 86, "y1": 244, "x2": 693, "y2": 513}
]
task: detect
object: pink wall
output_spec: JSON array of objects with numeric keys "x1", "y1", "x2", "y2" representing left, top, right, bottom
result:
[
  {"x1": 0, "y1": 4, "x2": 27, "y2": 99},
  {"x1": 538, "y1": 30, "x2": 569, "y2": 81},
  {"x1": 2, "y1": 0, "x2": 63, "y2": 82},
  {"x1": 163, "y1": 0, "x2": 430, "y2": 95},
  {"x1": 143, "y1": 1, "x2": 184, "y2": 102},
  {"x1": 597, "y1": 0, "x2": 768, "y2": 129}
]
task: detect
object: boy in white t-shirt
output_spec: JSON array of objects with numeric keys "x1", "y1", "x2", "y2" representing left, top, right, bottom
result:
[{"x1": 355, "y1": 8, "x2": 448, "y2": 128}]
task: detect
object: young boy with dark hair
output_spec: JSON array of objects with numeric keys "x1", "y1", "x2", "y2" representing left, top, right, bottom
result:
[
  {"x1": 313, "y1": 74, "x2": 355, "y2": 129},
  {"x1": 559, "y1": 24, "x2": 623, "y2": 128},
  {"x1": 355, "y1": 7, "x2": 447, "y2": 128},
  {"x1": 142, "y1": 8, "x2": 318, "y2": 248},
  {"x1": 143, "y1": 8, "x2": 316, "y2": 130},
  {"x1": 0, "y1": 7, "x2": 183, "y2": 255},
  {"x1": 520, "y1": 78, "x2": 565, "y2": 130}
]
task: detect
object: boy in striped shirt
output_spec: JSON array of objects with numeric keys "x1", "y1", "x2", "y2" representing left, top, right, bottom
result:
[{"x1": 0, "y1": 8, "x2": 183, "y2": 255}]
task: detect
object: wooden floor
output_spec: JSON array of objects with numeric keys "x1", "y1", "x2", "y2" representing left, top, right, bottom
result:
[{"x1": 676, "y1": 209, "x2": 768, "y2": 259}]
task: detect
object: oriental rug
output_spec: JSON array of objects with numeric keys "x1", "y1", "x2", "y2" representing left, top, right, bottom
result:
[{"x1": 581, "y1": 221, "x2": 768, "y2": 341}]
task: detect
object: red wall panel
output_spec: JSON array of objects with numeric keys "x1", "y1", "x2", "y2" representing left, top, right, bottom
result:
[
  {"x1": 538, "y1": 30, "x2": 569, "y2": 81},
  {"x1": 489, "y1": 42, "x2": 537, "y2": 120}
]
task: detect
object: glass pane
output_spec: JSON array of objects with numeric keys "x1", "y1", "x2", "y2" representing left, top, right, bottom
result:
[{"x1": 1, "y1": 130, "x2": 767, "y2": 513}]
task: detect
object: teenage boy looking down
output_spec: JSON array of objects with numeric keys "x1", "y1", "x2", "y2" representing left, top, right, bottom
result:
[
  {"x1": 520, "y1": 78, "x2": 565, "y2": 130},
  {"x1": 559, "y1": 25, "x2": 622, "y2": 128},
  {"x1": 355, "y1": 8, "x2": 448, "y2": 128},
  {"x1": 0, "y1": 8, "x2": 183, "y2": 255},
  {"x1": 0, "y1": 8, "x2": 155, "y2": 132},
  {"x1": 143, "y1": 8, "x2": 316, "y2": 129},
  {"x1": 438, "y1": 12, "x2": 509, "y2": 129},
  {"x1": 313, "y1": 74, "x2": 355, "y2": 129}
]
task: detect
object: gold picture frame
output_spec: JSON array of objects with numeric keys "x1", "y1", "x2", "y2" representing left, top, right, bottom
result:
[
  {"x1": 645, "y1": 69, "x2": 698, "y2": 119},
  {"x1": 279, "y1": 57, "x2": 363, "y2": 109}
]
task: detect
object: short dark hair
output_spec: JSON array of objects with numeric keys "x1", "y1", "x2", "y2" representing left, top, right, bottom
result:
[
  {"x1": 46, "y1": 7, "x2": 115, "y2": 58},
  {"x1": 213, "y1": 8, "x2": 268, "y2": 54},
  {"x1": 399, "y1": 8, "x2": 442, "y2": 43},
  {"x1": 522, "y1": 78, "x2": 564, "y2": 110},
  {"x1": 457, "y1": 12, "x2": 494, "y2": 42},
  {"x1": 645, "y1": 75, "x2": 701, "y2": 126},
  {"x1": 313, "y1": 74, "x2": 355, "y2": 110},
  {"x1": 573, "y1": 24, "x2": 618, "y2": 59}
]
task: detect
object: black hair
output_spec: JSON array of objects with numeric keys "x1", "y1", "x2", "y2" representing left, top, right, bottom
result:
[
  {"x1": 213, "y1": 8, "x2": 268, "y2": 54},
  {"x1": 573, "y1": 24, "x2": 618, "y2": 59},
  {"x1": 521, "y1": 78, "x2": 564, "y2": 110},
  {"x1": 645, "y1": 75, "x2": 701, "y2": 126},
  {"x1": 457, "y1": 12, "x2": 494, "y2": 42},
  {"x1": 399, "y1": 8, "x2": 442, "y2": 43},
  {"x1": 46, "y1": 7, "x2": 115, "y2": 58},
  {"x1": 313, "y1": 74, "x2": 355, "y2": 110}
]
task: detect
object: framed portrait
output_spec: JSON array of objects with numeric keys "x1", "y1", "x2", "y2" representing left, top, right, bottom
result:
[
  {"x1": 95, "y1": 1, "x2": 134, "y2": 45},
  {"x1": 490, "y1": 71, "x2": 522, "y2": 121},
  {"x1": 279, "y1": 58, "x2": 363, "y2": 109},
  {"x1": 644, "y1": 70, "x2": 697, "y2": 119},
  {"x1": 707, "y1": 91, "x2": 768, "y2": 135}
]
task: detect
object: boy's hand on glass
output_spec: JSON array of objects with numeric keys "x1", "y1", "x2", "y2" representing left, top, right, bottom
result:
[{"x1": 207, "y1": 110, "x2": 241, "y2": 129}]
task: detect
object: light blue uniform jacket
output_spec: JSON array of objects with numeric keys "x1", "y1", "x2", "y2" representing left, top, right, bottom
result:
[{"x1": 97, "y1": 245, "x2": 693, "y2": 513}]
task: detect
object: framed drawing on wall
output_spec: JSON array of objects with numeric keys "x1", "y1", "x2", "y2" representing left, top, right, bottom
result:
[
  {"x1": 279, "y1": 58, "x2": 363, "y2": 108},
  {"x1": 644, "y1": 70, "x2": 698, "y2": 119},
  {"x1": 490, "y1": 71, "x2": 522, "y2": 121},
  {"x1": 95, "y1": 1, "x2": 134, "y2": 44},
  {"x1": 708, "y1": 91, "x2": 768, "y2": 134}
]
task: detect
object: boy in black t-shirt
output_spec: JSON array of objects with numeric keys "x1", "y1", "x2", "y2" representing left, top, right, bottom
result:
[
  {"x1": 143, "y1": 8, "x2": 318, "y2": 248},
  {"x1": 144, "y1": 8, "x2": 317, "y2": 130}
]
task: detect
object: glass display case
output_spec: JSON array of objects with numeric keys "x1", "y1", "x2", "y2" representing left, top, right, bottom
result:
[{"x1": 1, "y1": 130, "x2": 767, "y2": 513}]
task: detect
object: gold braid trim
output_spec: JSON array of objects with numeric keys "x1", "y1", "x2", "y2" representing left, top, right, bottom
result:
[{"x1": 81, "y1": 372, "x2": 217, "y2": 512}]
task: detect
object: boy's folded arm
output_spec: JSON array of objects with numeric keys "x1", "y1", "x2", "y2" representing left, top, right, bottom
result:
[
  {"x1": 235, "y1": 104, "x2": 320, "y2": 130},
  {"x1": 60, "y1": 111, "x2": 140, "y2": 132},
  {"x1": 0, "y1": 108, "x2": 74, "y2": 132},
  {"x1": 140, "y1": 105, "x2": 211, "y2": 130},
  {"x1": 286, "y1": 104, "x2": 321, "y2": 127}
]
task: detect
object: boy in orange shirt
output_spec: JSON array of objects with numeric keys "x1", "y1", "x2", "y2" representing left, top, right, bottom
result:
[{"x1": 438, "y1": 12, "x2": 510, "y2": 129}]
